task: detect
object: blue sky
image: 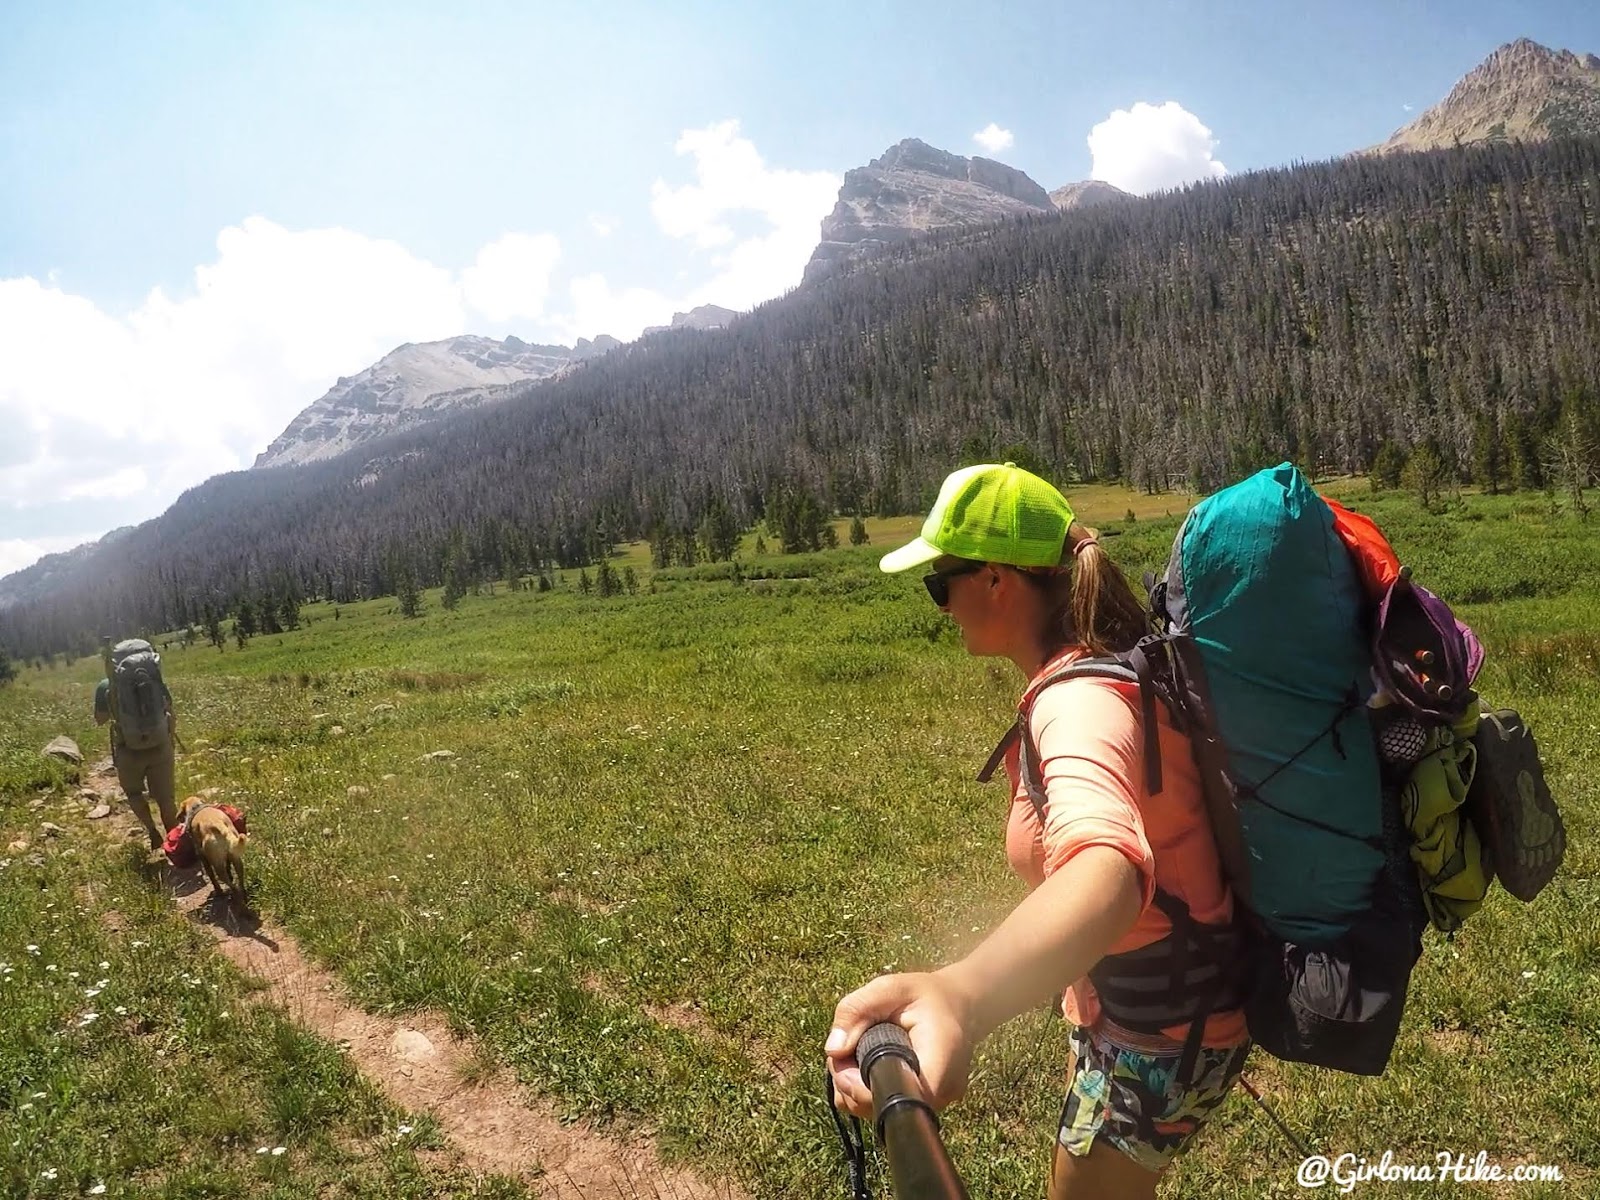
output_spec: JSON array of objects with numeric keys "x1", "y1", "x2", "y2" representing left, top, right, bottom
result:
[{"x1": 2, "y1": 0, "x2": 1598, "y2": 577}]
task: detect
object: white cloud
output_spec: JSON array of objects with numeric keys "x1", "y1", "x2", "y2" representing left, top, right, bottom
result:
[
  {"x1": 973, "y1": 123, "x2": 1015, "y2": 154},
  {"x1": 649, "y1": 119, "x2": 840, "y2": 307},
  {"x1": 0, "y1": 217, "x2": 565, "y2": 575},
  {"x1": 1403, "y1": 103, "x2": 1415, "y2": 112},
  {"x1": 1, "y1": 122, "x2": 838, "y2": 577},
  {"x1": 557, "y1": 274, "x2": 676, "y2": 344},
  {"x1": 1087, "y1": 101, "x2": 1227, "y2": 195},
  {"x1": 459, "y1": 233, "x2": 561, "y2": 322},
  {"x1": 0, "y1": 533, "x2": 99, "y2": 579},
  {"x1": 61, "y1": 467, "x2": 148, "y2": 501}
]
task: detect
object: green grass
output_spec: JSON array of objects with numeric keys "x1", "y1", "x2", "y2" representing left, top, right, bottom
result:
[
  {"x1": 0, "y1": 832, "x2": 530, "y2": 1198},
  {"x1": 3, "y1": 482, "x2": 1597, "y2": 1198}
]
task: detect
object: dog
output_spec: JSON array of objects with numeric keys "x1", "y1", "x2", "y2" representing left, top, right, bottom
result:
[{"x1": 178, "y1": 795, "x2": 248, "y2": 911}]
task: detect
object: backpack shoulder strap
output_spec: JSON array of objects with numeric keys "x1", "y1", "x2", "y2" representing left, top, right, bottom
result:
[{"x1": 976, "y1": 645, "x2": 1167, "y2": 820}]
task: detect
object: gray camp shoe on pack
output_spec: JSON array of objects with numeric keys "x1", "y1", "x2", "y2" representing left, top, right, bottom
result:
[{"x1": 1466, "y1": 708, "x2": 1564, "y2": 902}]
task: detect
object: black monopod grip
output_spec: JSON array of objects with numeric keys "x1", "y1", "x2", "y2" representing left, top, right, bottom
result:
[{"x1": 856, "y1": 1023, "x2": 971, "y2": 1200}]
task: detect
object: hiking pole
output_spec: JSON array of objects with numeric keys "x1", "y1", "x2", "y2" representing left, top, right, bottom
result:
[
  {"x1": 1239, "y1": 1075, "x2": 1313, "y2": 1159},
  {"x1": 101, "y1": 636, "x2": 120, "y2": 728},
  {"x1": 856, "y1": 1023, "x2": 970, "y2": 1200}
]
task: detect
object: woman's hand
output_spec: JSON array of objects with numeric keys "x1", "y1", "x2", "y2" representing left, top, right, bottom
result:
[
  {"x1": 824, "y1": 970, "x2": 977, "y2": 1119},
  {"x1": 825, "y1": 846, "x2": 1144, "y2": 1121}
]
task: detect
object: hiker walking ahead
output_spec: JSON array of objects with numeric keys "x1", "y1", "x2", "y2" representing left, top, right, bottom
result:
[
  {"x1": 825, "y1": 464, "x2": 1249, "y2": 1199},
  {"x1": 94, "y1": 638, "x2": 177, "y2": 847}
]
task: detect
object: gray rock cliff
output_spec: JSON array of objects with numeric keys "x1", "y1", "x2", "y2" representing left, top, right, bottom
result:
[
  {"x1": 804, "y1": 138, "x2": 1055, "y2": 283},
  {"x1": 1371, "y1": 38, "x2": 1600, "y2": 154},
  {"x1": 252, "y1": 335, "x2": 615, "y2": 469}
]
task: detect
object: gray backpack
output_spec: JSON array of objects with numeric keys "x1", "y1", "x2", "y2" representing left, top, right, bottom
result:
[{"x1": 111, "y1": 639, "x2": 170, "y2": 751}]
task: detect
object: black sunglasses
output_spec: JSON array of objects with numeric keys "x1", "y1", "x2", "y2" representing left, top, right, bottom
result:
[{"x1": 922, "y1": 561, "x2": 985, "y2": 606}]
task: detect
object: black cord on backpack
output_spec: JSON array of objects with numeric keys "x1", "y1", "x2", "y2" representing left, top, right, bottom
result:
[{"x1": 826, "y1": 1067, "x2": 872, "y2": 1200}]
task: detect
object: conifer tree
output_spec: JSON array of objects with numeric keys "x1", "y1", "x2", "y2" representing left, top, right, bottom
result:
[
  {"x1": 235, "y1": 597, "x2": 258, "y2": 639},
  {"x1": 396, "y1": 559, "x2": 423, "y2": 618}
]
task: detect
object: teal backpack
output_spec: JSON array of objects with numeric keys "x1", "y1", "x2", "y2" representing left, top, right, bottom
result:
[{"x1": 985, "y1": 465, "x2": 1425, "y2": 1077}]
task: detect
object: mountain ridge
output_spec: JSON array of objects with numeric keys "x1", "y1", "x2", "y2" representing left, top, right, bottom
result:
[
  {"x1": 252, "y1": 333, "x2": 620, "y2": 469},
  {"x1": 803, "y1": 137, "x2": 1057, "y2": 283},
  {"x1": 7, "y1": 133, "x2": 1600, "y2": 654},
  {"x1": 1373, "y1": 37, "x2": 1600, "y2": 153}
]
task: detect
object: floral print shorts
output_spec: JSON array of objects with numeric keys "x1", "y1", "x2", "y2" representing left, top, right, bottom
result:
[{"x1": 1057, "y1": 1024, "x2": 1250, "y2": 1172}]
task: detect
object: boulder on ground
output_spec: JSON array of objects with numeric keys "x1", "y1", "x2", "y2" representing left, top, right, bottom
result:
[
  {"x1": 42, "y1": 736, "x2": 82, "y2": 764},
  {"x1": 86, "y1": 804, "x2": 112, "y2": 820},
  {"x1": 391, "y1": 1029, "x2": 436, "y2": 1063}
]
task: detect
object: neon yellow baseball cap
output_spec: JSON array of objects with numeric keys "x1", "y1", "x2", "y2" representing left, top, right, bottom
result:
[{"x1": 879, "y1": 462, "x2": 1075, "y2": 573}]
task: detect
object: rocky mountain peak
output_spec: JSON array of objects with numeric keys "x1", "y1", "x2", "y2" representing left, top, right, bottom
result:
[
  {"x1": 252, "y1": 334, "x2": 616, "y2": 469},
  {"x1": 804, "y1": 137, "x2": 1055, "y2": 283},
  {"x1": 1372, "y1": 38, "x2": 1600, "y2": 154},
  {"x1": 641, "y1": 304, "x2": 738, "y2": 336},
  {"x1": 1048, "y1": 180, "x2": 1134, "y2": 211},
  {"x1": 1480, "y1": 37, "x2": 1600, "y2": 74}
]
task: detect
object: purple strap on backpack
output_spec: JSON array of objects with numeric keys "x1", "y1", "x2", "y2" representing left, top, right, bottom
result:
[{"x1": 1373, "y1": 576, "x2": 1483, "y2": 722}]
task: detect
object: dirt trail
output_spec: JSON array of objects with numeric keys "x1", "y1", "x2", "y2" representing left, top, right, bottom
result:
[{"x1": 82, "y1": 760, "x2": 747, "y2": 1200}]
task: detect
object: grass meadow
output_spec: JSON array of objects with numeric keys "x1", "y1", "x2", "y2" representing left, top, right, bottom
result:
[{"x1": 2, "y1": 481, "x2": 1597, "y2": 1199}]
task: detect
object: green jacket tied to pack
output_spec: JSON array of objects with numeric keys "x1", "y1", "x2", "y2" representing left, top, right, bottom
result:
[{"x1": 1395, "y1": 706, "x2": 1488, "y2": 934}]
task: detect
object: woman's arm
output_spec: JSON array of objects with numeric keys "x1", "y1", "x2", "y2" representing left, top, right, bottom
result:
[
  {"x1": 826, "y1": 844, "x2": 1142, "y2": 1116},
  {"x1": 939, "y1": 843, "x2": 1143, "y2": 1040}
]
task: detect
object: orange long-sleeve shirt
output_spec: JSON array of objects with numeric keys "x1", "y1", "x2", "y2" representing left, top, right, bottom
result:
[{"x1": 1002, "y1": 647, "x2": 1249, "y2": 1052}]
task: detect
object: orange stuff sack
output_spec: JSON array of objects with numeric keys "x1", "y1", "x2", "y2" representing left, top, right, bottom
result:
[{"x1": 1322, "y1": 496, "x2": 1402, "y2": 601}]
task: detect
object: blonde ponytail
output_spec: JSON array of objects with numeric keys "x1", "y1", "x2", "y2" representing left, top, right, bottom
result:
[{"x1": 1048, "y1": 523, "x2": 1150, "y2": 656}]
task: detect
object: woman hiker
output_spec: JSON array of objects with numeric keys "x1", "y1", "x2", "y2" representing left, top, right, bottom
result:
[{"x1": 824, "y1": 462, "x2": 1250, "y2": 1199}]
